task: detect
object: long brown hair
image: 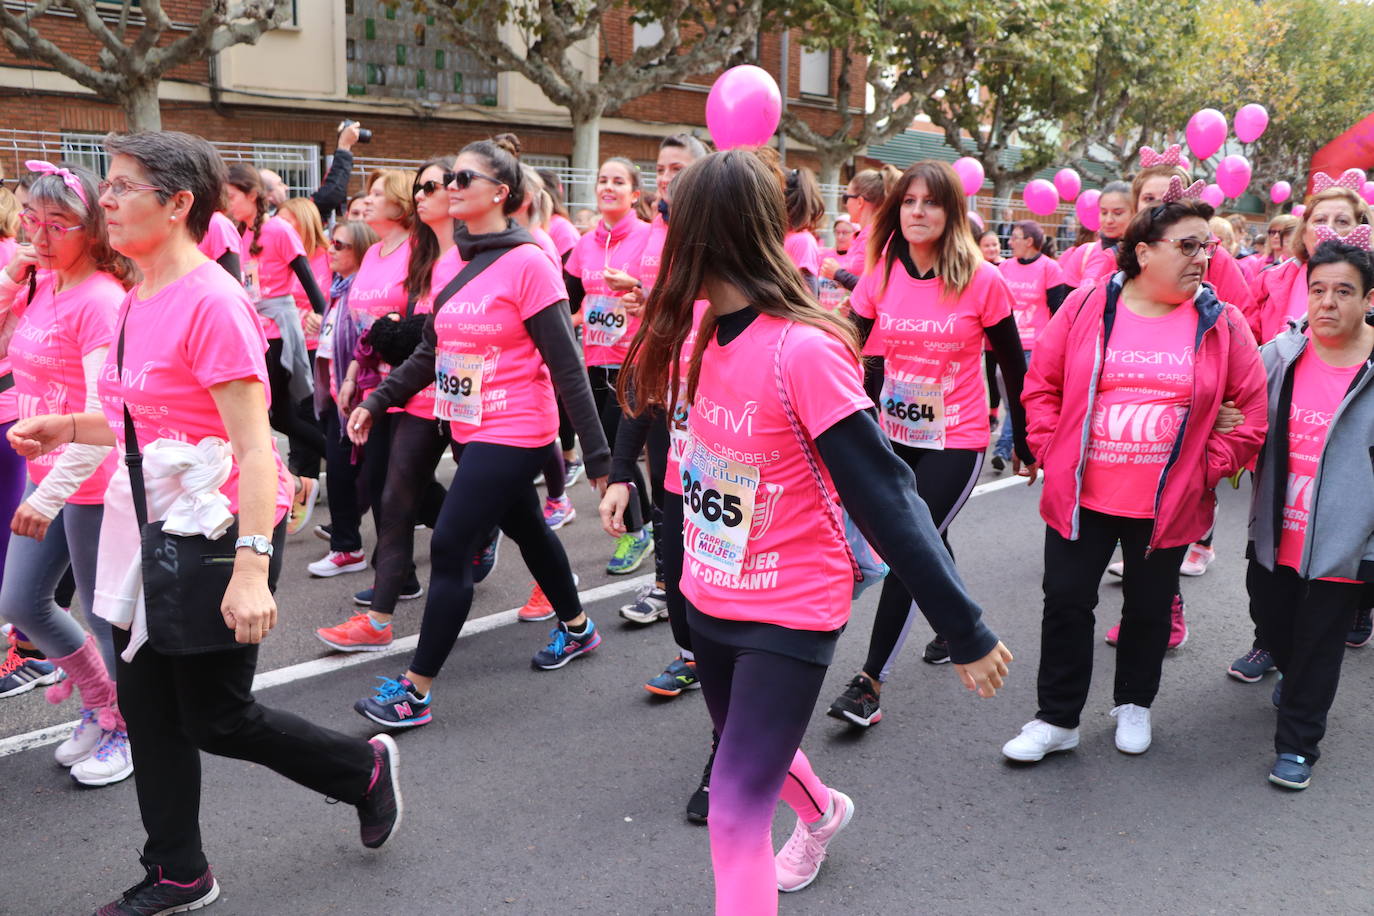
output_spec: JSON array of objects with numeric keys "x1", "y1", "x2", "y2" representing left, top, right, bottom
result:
[
  {"x1": 404, "y1": 154, "x2": 456, "y2": 301},
  {"x1": 277, "y1": 197, "x2": 327, "y2": 257},
  {"x1": 619, "y1": 150, "x2": 859, "y2": 417},
  {"x1": 868, "y1": 160, "x2": 981, "y2": 298},
  {"x1": 225, "y1": 162, "x2": 267, "y2": 257}
]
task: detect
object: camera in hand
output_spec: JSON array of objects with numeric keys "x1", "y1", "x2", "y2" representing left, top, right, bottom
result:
[{"x1": 338, "y1": 119, "x2": 373, "y2": 143}]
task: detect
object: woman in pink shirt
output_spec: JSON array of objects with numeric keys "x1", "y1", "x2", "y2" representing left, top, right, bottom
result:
[
  {"x1": 1003, "y1": 195, "x2": 1266, "y2": 765},
  {"x1": 0, "y1": 162, "x2": 129, "y2": 786},
  {"x1": 0, "y1": 188, "x2": 29, "y2": 671},
  {"x1": 622, "y1": 150, "x2": 1010, "y2": 913},
  {"x1": 1061, "y1": 180, "x2": 1133, "y2": 287},
  {"x1": 537, "y1": 167, "x2": 581, "y2": 261},
  {"x1": 195, "y1": 209, "x2": 241, "y2": 280},
  {"x1": 783, "y1": 167, "x2": 824, "y2": 289},
  {"x1": 9, "y1": 131, "x2": 399, "y2": 914}
]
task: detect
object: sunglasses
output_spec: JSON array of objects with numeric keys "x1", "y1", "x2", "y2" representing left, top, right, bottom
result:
[
  {"x1": 842, "y1": 193, "x2": 860, "y2": 202},
  {"x1": 443, "y1": 169, "x2": 501, "y2": 190},
  {"x1": 413, "y1": 179, "x2": 445, "y2": 198},
  {"x1": 329, "y1": 238, "x2": 350, "y2": 251}
]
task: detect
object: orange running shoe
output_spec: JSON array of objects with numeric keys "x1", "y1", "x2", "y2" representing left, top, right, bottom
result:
[
  {"x1": 317, "y1": 613, "x2": 393, "y2": 652},
  {"x1": 518, "y1": 583, "x2": 556, "y2": 622}
]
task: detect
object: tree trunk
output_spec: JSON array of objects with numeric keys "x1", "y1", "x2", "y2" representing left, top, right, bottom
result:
[
  {"x1": 992, "y1": 173, "x2": 1015, "y2": 208},
  {"x1": 817, "y1": 153, "x2": 844, "y2": 217},
  {"x1": 569, "y1": 111, "x2": 601, "y2": 214},
  {"x1": 120, "y1": 80, "x2": 163, "y2": 132}
]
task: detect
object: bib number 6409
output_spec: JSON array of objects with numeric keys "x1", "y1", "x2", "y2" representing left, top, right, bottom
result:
[{"x1": 681, "y1": 470, "x2": 745, "y2": 527}]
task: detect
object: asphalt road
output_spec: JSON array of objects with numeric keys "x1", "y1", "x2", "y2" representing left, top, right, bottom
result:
[{"x1": 4, "y1": 463, "x2": 1373, "y2": 915}]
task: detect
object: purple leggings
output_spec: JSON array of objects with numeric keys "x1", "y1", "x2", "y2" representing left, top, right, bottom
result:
[{"x1": 0, "y1": 421, "x2": 29, "y2": 637}]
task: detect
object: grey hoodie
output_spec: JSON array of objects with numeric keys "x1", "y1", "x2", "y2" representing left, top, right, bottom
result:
[{"x1": 1248, "y1": 321, "x2": 1374, "y2": 581}]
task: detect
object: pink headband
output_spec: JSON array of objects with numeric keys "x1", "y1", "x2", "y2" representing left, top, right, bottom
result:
[
  {"x1": 1162, "y1": 176, "x2": 1206, "y2": 204},
  {"x1": 24, "y1": 159, "x2": 88, "y2": 207},
  {"x1": 1139, "y1": 145, "x2": 1184, "y2": 168},
  {"x1": 1311, "y1": 169, "x2": 1367, "y2": 194},
  {"x1": 1313, "y1": 223, "x2": 1373, "y2": 250}
]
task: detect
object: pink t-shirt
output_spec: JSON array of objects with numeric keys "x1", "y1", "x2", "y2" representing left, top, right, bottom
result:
[
  {"x1": 430, "y1": 244, "x2": 565, "y2": 447},
  {"x1": 638, "y1": 214, "x2": 669, "y2": 293},
  {"x1": 1076, "y1": 240, "x2": 1120, "y2": 287},
  {"x1": 1258, "y1": 260, "x2": 1307, "y2": 345},
  {"x1": 850, "y1": 259, "x2": 1014, "y2": 451},
  {"x1": 664, "y1": 299, "x2": 711, "y2": 497},
  {"x1": 291, "y1": 248, "x2": 329, "y2": 350},
  {"x1": 197, "y1": 212, "x2": 241, "y2": 264},
  {"x1": 0, "y1": 239, "x2": 18, "y2": 424},
  {"x1": 548, "y1": 214, "x2": 581, "y2": 257},
  {"x1": 1079, "y1": 303, "x2": 1198, "y2": 519},
  {"x1": 400, "y1": 245, "x2": 460, "y2": 420},
  {"x1": 679, "y1": 315, "x2": 872, "y2": 632},
  {"x1": 350, "y1": 239, "x2": 413, "y2": 394},
  {"x1": 98, "y1": 262, "x2": 292, "y2": 521},
  {"x1": 839, "y1": 224, "x2": 871, "y2": 276},
  {"x1": 999, "y1": 255, "x2": 1064, "y2": 348},
  {"x1": 1277, "y1": 345, "x2": 1360, "y2": 578},
  {"x1": 9, "y1": 270, "x2": 122, "y2": 502},
  {"x1": 565, "y1": 212, "x2": 651, "y2": 367},
  {"x1": 531, "y1": 227, "x2": 563, "y2": 270},
  {"x1": 784, "y1": 231, "x2": 821, "y2": 277},
  {"x1": 241, "y1": 216, "x2": 307, "y2": 341}
]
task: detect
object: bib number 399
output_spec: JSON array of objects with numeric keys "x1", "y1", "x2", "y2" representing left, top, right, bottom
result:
[{"x1": 434, "y1": 350, "x2": 484, "y2": 426}]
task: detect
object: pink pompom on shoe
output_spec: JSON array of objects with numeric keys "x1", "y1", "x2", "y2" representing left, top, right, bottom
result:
[{"x1": 46, "y1": 678, "x2": 74, "y2": 704}]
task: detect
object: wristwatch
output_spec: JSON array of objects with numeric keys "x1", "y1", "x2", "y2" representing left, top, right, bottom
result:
[{"x1": 234, "y1": 534, "x2": 274, "y2": 558}]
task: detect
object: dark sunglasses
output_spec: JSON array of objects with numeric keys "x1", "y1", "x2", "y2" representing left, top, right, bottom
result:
[
  {"x1": 841, "y1": 192, "x2": 860, "y2": 202},
  {"x1": 329, "y1": 238, "x2": 350, "y2": 251},
  {"x1": 443, "y1": 169, "x2": 501, "y2": 190},
  {"x1": 413, "y1": 179, "x2": 445, "y2": 197}
]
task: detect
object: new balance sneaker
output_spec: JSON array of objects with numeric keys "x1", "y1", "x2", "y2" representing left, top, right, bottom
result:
[
  {"x1": 357, "y1": 734, "x2": 403, "y2": 849},
  {"x1": 518, "y1": 583, "x2": 556, "y2": 622},
  {"x1": 354, "y1": 676, "x2": 432, "y2": 728},
  {"x1": 54, "y1": 707, "x2": 103, "y2": 767},
  {"x1": 645, "y1": 656, "x2": 700, "y2": 697},
  {"x1": 1229, "y1": 647, "x2": 1277, "y2": 682},
  {"x1": 619, "y1": 584, "x2": 669, "y2": 625},
  {"x1": 1110, "y1": 703, "x2": 1151, "y2": 754},
  {"x1": 532, "y1": 620, "x2": 601, "y2": 670},
  {"x1": 686, "y1": 741, "x2": 715, "y2": 824},
  {"x1": 922, "y1": 636, "x2": 951, "y2": 665},
  {"x1": 544, "y1": 495, "x2": 576, "y2": 530},
  {"x1": 775, "y1": 789, "x2": 855, "y2": 893},
  {"x1": 1347, "y1": 608, "x2": 1373, "y2": 649},
  {"x1": 1168, "y1": 595, "x2": 1188, "y2": 649},
  {"x1": 353, "y1": 579, "x2": 423, "y2": 607},
  {"x1": 287, "y1": 475, "x2": 320, "y2": 536},
  {"x1": 563, "y1": 457, "x2": 585, "y2": 488},
  {"x1": 317, "y1": 613, "x2": 393, "y2": 652},
  {"x1": 473, "y1": 531, "x2": 502, "y2": 584},
  {"x1": 827, "y1": 674, "x2": 883, "y2": 727},
  {"x1": 94, "y1": 862, "x2": 219, "y2": 916},
  {"x1": 307, "y1": 550, "x2": 368, "y2": 578},
  {"x1": 71, "y1": 729, "x2": 134, "y2": 787},
  {"x1": 1001, "y1": 719, "x2": 1080, "y2": 762},
  {"x1": 607, "y1": 529, "x2": 653, "y2": 575},
  {"x1": 1268, "y1": 752, "x2": 1312, "y2": 790},
  {"x1": 0, "y1": 634, "x2": 63, "y2": 698},
  {"x1": 1179, "y1": 543, "x2": 1215, "y2": 577}
]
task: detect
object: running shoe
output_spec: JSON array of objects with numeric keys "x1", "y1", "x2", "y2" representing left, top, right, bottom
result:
[
  {"x1": 354, "y1": 579, "x2": 423, "y2": 607},
  {"x1": 354, "y1": 675, "x2": 432, "y2": 728},
  {"x1": 1110, "y1": 703, "x2": 1151, "y2": 754},
  {"x1": 1179, "y1": 543, "x2": 1216, "y2": 577},
  {"x1": 94, "y1": 862, "x2": 219, "y2": 916},
  {"x1": 533, "y1": 471, "x2": 546, "y2": 486},
  {"x1": 287, "y1": 475, "x2": 320, "y2": 536},
  {"x1": 1168, "y1": 595, "x2": 1188, "y2": 649},
  {"x1": 1269, "y1": 753, "x2": 1312, "y2": 790},
  {"x1": 357, "y1": 734, "x2": 403, "y2": 849},
  {"x1": 71, "y1": 729, "x2": 134, "y2": 787},
  {"x1": 1105, "y1": 621, "x2": 1121, "y2": 646},
  {"x1": 532, "y1": 620, "x2": 601, "y2": 670},
  {"x1": 775, "y1": 789, "x2": 855, "y2": 893},
  {"x1": 990, "y1": 454, "x2": 1007, "y2": 472},
  {"x1": 1347, "y1": 607, "x2": 1373, "y2": 648},
  {"x1": 517, "y1": 583, "x2": 556, "y2": 622},
  {"x1": 607, "y1": 529, "x2": 653, "y2": 575},
  {"x1": 1106, "y1": 560, "x2": 1124, "y2": 578},
  {"x1": 308, "y1": 549, "x2": 368, "y2": 578},
  {"x1": 313, "y1": 523, "x2": 333, "y2": 542},
  {"x1": 54, "y1": 707, "x2": 103, "y2": 767},
  {"x1": 686, "y1": 739, "x2": 716, "y2": 824},
  {"x1": 1228, "y1": 647, "x2": 1276, "y2": 682},
  {"x1": 619, "y1": 584, "x2": 669, "y2": 625},
  {"x1": 563, "y1": 457, "x2": 585, "y2": 488},
  {"x1": 544, "y1": 495, "x2": 576, "y2": 530},
  {"x1": 473, "y1": 531, "x2": 502, "y2": 584},
  {"x1": 1001, "y1": 719, "x2": 1080, "y2": 762},
  {"x1": 645, "y1": 656, "x2": 700, "y2": 696},
  {"x1": 317, "y1": 613, "x2": 394, "y2": 652},
  {"x1": 827, "y1": 674, "x2": 882, "y2": 727},
  {"x1": 922, "y1": 636, "x2": 950, "y2": 665},
  {"x1": 0, "y1": 634, "x2": 63, "y2": 698}
]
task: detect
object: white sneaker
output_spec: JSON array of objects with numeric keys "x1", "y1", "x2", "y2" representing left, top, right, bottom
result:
[
  {"x1": 1106, "y1": 560, "x2": 1124, "y2": 578},
  {"x1": 54, "y1": 707, "x2": 103, "y2": 767},
  {"x1": 1110, "y1": 704, "x2": 1151, "y2": 754},
  {"x1": 1179, "y1": 544, "x2": 1215, "y2": 577},
  {"x1": 1001, "y1": 719, "x2": 1080, "y2": 762},
  {"x1": 308, "y1": 550, "x2": 369, "y2": 578},
  {"x1": 70, "y1": 729, "x2": 134, "y2": 786}
]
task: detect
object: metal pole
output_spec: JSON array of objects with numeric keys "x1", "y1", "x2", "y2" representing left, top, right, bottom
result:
[{"x1": 778, "y1": 30, "x2": 789, "y2": 163}]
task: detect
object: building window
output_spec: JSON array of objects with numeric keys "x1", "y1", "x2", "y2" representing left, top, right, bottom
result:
[
  {"x1": 633, "y1": 21, "x2": 665, "y2": 50},
  {"x1": 347, "y1": 0, "x2": 496, "y2": 105},
  {"x1": 242, "y1": 143, "x2": 321, "y2": 199},
  {"x1": 59, "y1": 132, "x2": 111, "y2": 177},
  {"x1": 799, "y1": 47, "x2": 831, "y2": 97}
]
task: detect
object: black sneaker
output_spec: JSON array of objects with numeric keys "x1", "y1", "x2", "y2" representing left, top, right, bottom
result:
[
  {"x1": 95, "y1": 861, "x2": 219, "y2": 915},
  {"x1": 686, "y1": 740, "x2": 716, "y2": 824},
  {"x1": 353, "y1": 580, "x2": 424, "y2": 607},
  {"x1": 1347, "y1": 608, "x2": 1372, "y2": 648},
  {"x1": 827, "y1": 673, "x2": 883, "y2": 727},
  {"x1": 990, "y1": 455, "x2": 1006, "y2": 472},
  {"x1": 357, "y1": 734, "x2": 404, "y2": 849},
  {"x1": 922, "y1": 636, "x2": 951, "y2": 665}
]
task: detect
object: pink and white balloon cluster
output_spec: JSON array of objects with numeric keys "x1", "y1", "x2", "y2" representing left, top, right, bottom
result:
[{"x1": 1184, "y1": 105, "x2": 1269, "y2": 204}]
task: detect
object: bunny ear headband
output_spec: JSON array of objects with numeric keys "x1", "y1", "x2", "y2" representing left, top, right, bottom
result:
[
  {"x1": 24, "y1": 160, "x2": 88, "y2": 206},
  {"x1": 1311, "y1": 169, "x2": 1367, "y2": 194},
  {"x1": 1313, "y1": 223, "x2": 1373, "y2": 251},
  {"x1": 1139, "y1": 144, "x2": 1184, "y2": 168}
]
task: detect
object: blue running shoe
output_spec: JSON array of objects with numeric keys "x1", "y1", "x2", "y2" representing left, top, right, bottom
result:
[
  {"x1": 645, "y1": 656, "x2": 700, "y2": 696},
  {"x1": 0, "y1": 635, "x2": 64, "y2": 699},
  {"x1": 1228, "y1": 647, "x2": 1276, "y2": 683},
  {"x1": 473, "y1": 531, "x2": 502, "y2": 584},
  {"x1": 353, "y1": 578, "x2": 424, "y2": 607},
  {"x1": 354, "y1": 675, "x2": 432, "y2": 728},
  {"x1": 607, "y1": 529, "x2": 653, "y2": 575},
  {"x1": 533, "y1": 620, "x2": 601, "y2": 670},
  {"x1": 1269, "y1": 753, "x2": 1312, "y2": 790}
]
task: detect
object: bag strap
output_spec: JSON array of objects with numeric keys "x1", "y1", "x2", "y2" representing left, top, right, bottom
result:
[
  {"x1": 431, "y1": 245, "x2": 515, "y2": 313},
  {"x1": 771, "y1": 321, "x2": 862, "y2": 584},
  {"x1": 115, "y1": 303, "x2": 150, "y2": 530}
]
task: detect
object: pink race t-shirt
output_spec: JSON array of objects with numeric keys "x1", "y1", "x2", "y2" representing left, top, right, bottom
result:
[
  {"x1": 839, "y1": 224, "x2": 871, "y2": 277},
  {"x1": 850, "y1": 259, "x2": 1013, "y2": 451},
  {"x1": 548, "y1": 214, "x2": 581, "y2": 257},
  {"x1": 9, "y1": 270, "x2": 122, "y2": 502},
  {"x1": 1277, "y1": 345, "x2": 1360, "y2": 578},
  {"x1": 197, "y1": 212, "x2": 241, "y2": 264},
  {"x1": 664, "y1": 299, "x2": 711, "y2": 497},
  {"x1": 349, "y1": 239, "x2": 412, "y2": 333},
  {"x1": 531, "y1": 227, "x2": 563, "y2": 270},
  {"x1": 240, "y1": 215, "x2": 306, "y2": 302},
  {"x1": 679, "y1": 315, "x2": 872, "y2": 632},
  {"x1": 638, "y1": 214, "x2": 669, "y2": 293},
  {"x1": 430, "y1": 244, "x2": 566, "y2": 447},
  {"x1": 0, "y1": 238, "x2": 18, "y2": 423},
  {"x1": 401, "y1": 245, "x2": 461, "y2": 420},
  {"x1": 292, "y1": 248, "x2": 329, "y2": 350},
  {"x1": 999, "y1": 255, "x2": 1064, "y2": 348},
  {"x1": 1258, "y1": 260, "x2": 1307, "y2": 344},
  {"x1": 1079, "y1": 303, "x2": 1198, "y2": 519},
  {"x1": 98, "y1": 262, "x2": 293, "y2": 521},
  {"x1": 784, "y1": 231, "x2": 821, "y2": 277},
  {"x1": 565, "y1": 212, "x2": 651, "y2": 368}
]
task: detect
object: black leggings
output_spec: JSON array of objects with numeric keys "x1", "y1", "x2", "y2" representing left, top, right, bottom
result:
[
  {"x1": 589, "y1": 365, "x2": 649, "y2": 532},
  {"x1": 660, "y1": 493, "x2": 690, "y2": 654},
  {"x1": 321, "y1": 405, "x2": 363, "y2": 553},
  {"x1": 372, "y1": 412, "x2": 453, "y2": 614},
  {"x1": 409, "y1": 440, "x2": 584, "y2": 678},
  {"x1": 266, "y1": 339, "x2": 326, "y2": 479},
  {"x1": 862, "y1": 443, "x2": 983, "y2": 681},
  {"x1": 542, "y1": 442, "x2": 566, "y2": 500},
  {"x1": 646, "y1": 416, "x2": 670, "y2": 584}
]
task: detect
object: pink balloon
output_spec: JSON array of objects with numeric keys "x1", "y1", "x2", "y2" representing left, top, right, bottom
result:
[
  {"x1": 705, "y1": 66, "x2": 781, "y2": 150},
  {"x1": 1201, "y1": 184, "x2": 1225, "y2": 208},
  {"x1": 1075, "y1": 189, "x2": 1101, "y2": 232},
  {"x1": 1291, "y1": 204, "x2": 1306, "y2": 218},
  {"x1": 1186, "y1": 108, "x2": 1228, "y2": 160},
  {"x1": 1362, "y1": 181, "x2": 1374, "y2": 205},
  {"x1": 1270, "y1": 181, "x2": 1292, "y2": 204},
  {"x1": 1022, "y1": 178, "x2": 1059, "y2": 216},
  {"x1": 1178, "y1": 154, "x2": 1192, "y2": 173},
  {"x1": 1215, "y1": 154, "x2": 1253, "y2": 198},
  {"x1": 967, "y1": 209, "x2": 984, "y2": 231},
  {"x1": 1234, "y1": 104, "x2": 1269, "y2": 144},
  {"x1": 952, "y1": 157, "x2": 985, "y2": 196},
  {"x1": 1053, "y1": 168, "x2": 1081, "y2": 202}
]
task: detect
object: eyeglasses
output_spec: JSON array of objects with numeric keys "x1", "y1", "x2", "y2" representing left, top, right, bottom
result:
[
  {"x1": 1152, "y1": 237, "x2": 1219, "y2": 259},
  {"x1": 97, "y1": 178, "x2": 164, "y2": 199},
  {"x1": 842, "y1": 193, "x2": 860, "y2": 202},
  {"x1": 18, "y1": 212, "x2": 83, "y2": 237},
  {"x1": 329, "y1": 238, "x2": 350, "y2": 251},
  {"x1": 413, "y1": 179, "x2": 446, "y2": 198},
  {"x1": 443, "y1": 169, "x2": 501, "y2": 190},
  {"x1": 1267, "y1": 229, "x2": 1294, "y2": 239}
]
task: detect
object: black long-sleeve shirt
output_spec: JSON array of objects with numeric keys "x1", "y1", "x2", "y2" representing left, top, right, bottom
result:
[{"x1": 311, "y1": 148, "x2": 354, "y2": 219}]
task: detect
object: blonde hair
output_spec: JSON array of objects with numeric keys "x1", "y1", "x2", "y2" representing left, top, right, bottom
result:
[
  {"x1": 0, "y1": 187, "x2": 17, "y2": 239},
  {"x1": 1209, "y1": 216, "x2": 1236, "y2": 254},
  {"x1": 277, "y1": 197, "x2": 328, "y2": 257},
  {"x1": 366, "y1": 168, "x2": 416, "y2": 229}
]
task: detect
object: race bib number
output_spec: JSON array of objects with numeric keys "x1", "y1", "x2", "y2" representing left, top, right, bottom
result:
[
  {"x1": 880, "y1": 374, "x2": 945, "y2": 449},
  {"x1": 816, "y1": 278, "x2": 847, "y2": 313},
  {"x1": 681, "y1": 438, "x2": 759, "y2": 577},
  {"x1": 583, "y1": 295, "x2": 629, "y2": 347},
  {"x1": 434, "y1": 350, "x2": 483, "y2": 426},
  {"x1": 243, "y1": 260, "x2": 262, "y2": 303}
]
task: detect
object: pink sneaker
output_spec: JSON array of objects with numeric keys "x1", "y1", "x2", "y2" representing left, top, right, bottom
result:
[
  {"x1": 1179, "y1": 544, "x2": 1215, "y2": 577},
  {"x1": 1168, "y1": 595, "x2": 1188, "y2": 649},
  {"x1": 775, "y1": 789, "x2": 855, "y2": 893},
  {"x1": 1105, "y1": 621, "x2": 1120, "y2": 646}
]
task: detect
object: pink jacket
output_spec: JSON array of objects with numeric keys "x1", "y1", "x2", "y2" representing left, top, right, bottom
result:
[{"x1": 1025, "y1": 275, "x2": 1268, "y2": 550}]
